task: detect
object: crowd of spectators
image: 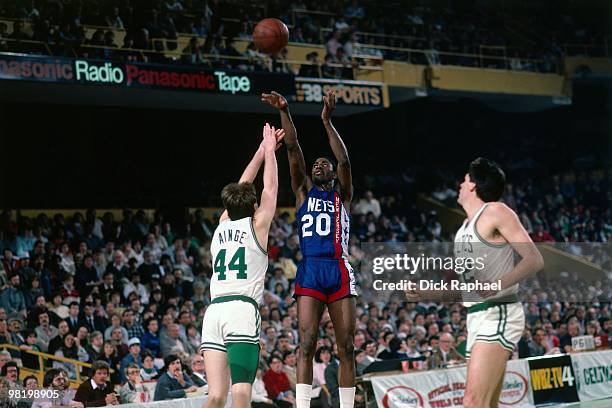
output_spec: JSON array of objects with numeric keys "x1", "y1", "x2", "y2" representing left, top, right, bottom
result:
[
  {"x1": 432, "y1": 168, "x2": 612, "y2": 244},
  {"x1": 1, "y1": 0, "x2": 599, "y2": 75},
  {"x1": 0, "y1": 164, "x2": 609, "y2": 406}
]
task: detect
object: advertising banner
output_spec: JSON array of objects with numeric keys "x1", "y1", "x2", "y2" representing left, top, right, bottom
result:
[
  {"x1": 571, "y1": 350, "x2": 612, "y2": 402},
  {"x1": 370, "y1": 359, "x2": 532, "y2": 407},
  {"x1": 295, "y1": 77, "x2": 388, "y2": 107},
  {"x1": 528, "y1": 354, "x2": 579, "y2": 405},
  {"x1": 0, "y1": 53, "x2": 294, "y2": 95}
]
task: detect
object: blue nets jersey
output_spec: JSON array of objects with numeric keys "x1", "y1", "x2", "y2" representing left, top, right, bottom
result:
[{"x1": 296, "y1": 187, "x2": 350, "y2": 259}]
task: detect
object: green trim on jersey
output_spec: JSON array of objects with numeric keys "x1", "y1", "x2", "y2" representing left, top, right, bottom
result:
[
  {"x1": 249, "y1": 217, "x2": 268, "y2": 255},
  {"x1": 211, "y1": 294, "x2": 259, "y2": 309},
  {"x1": 472, "y1": 205, "x2": 509, "y2": 248},
  {"x1": 466, "y1": 296, "x2": 519, "y2": 314},
  {"x1": 201, "y1": 341, "x2": 228, "y2": 353}
]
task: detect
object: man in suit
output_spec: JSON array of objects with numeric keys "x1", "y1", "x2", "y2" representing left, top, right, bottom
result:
[
  {"x1": 74, "y1": 360, "x2": 119, "y2": 406},
  {"x1": 76, "y1": 255, "x2": 101, "y2": 296},
  {"x1": 79, "y1": 302, "x2": 106, "y2": 333},
  {"x1": 427, "y1": 332, "x2": 465, "y2": 369},
  {"x1": 190, "y1": 354, "x2": 207, "y2": 387},
  {"x1": 105, "y1": 251, "x2": 129, "y2": 283},
  {"x1": 99, "y1": 272, "x2": 121, "y2": 304},
  {"x1": 66, "y1": 302, "x2": 81, "y2": 335},
  {"x1": 153, "y1": 354, "x2": 198, "y2": 401}
]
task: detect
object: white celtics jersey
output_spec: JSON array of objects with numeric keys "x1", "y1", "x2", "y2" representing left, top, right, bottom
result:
[
  {"x1": 210, "y1": 217, "x2": 268, "y2": 304},
  {"x1": 454, "y1": 203, "x2": 518, "y2": 304}
]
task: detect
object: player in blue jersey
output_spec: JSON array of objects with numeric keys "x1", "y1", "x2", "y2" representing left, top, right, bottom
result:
[{"x1": 262, "y1": 89, "x2": 356, "y2": 408}]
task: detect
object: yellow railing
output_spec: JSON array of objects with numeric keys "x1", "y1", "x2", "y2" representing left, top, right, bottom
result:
[
  {"x1": 0, "y1": 343, "x2": 92, "y2": 388},
  {"x1": 320, "y1": 26, "x2": 427, "y2": 44}
]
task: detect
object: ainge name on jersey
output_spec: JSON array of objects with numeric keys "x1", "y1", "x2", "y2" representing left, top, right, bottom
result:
[
  {"x1": 307, "y1": 197, "x2": 334, "y2": 213},
  {"x1": 217, "y1": 228, "x2": 247, "y2": 245}
]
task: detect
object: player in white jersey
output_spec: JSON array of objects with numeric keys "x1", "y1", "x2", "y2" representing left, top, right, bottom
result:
[
  {"x1": 201, "y1": 123, "x2": 284, "y2": 408},
  {"x1": 408, "y1": 158, "x2": 543, "y2": 408}
]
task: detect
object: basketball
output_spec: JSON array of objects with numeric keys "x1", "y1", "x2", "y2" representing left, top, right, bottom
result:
[{"x1": 252, "y1": 18, "x2": 289, "y2": 55}]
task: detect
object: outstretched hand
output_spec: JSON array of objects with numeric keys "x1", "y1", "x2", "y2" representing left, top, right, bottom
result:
[
  {"x1": 261, "y1": 123, "x2": 285, "y2": 152},
  {"x1": 321, "y1": 89, "x2": 336, "y2": 121},
  {"x1": 261, "y1": 91, "x2": 288, "y2": 110},
  {"x1": 260, "y1": 123, "x2": 285, "y2": 151}
]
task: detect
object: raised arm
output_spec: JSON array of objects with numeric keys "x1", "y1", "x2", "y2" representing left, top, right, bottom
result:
[
  {"x1": 321, "y1": 89, "x2": 353, "y2": 205},
  {"x1": 253, "y1": 123, "x2": 281, "y2": 251},
  {"x1": 261, "y1": 91, "x2": 310, "y2": 207},
  {"x1": 219, "y1": 124, "x2": 284, "y2": 223}
]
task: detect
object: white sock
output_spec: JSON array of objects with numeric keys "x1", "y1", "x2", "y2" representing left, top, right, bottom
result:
[
  {"x1": 339, "y1": 387, "x2": 356, "y2": 408},
  {"x1": 296, "y1": 383, "x2": 312, "y2": 408}
]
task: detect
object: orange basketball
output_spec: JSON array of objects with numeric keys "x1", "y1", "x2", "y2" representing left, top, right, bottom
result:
[{"x1": 252, "y1": 18, "x2": 289, "y2": 55}]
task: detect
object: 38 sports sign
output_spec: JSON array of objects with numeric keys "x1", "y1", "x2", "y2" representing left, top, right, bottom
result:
[
  {"x1": 295, "y1": 77, "x2": 389, "y2": 107},
  {"x1": 528, "y1": 355, "x2": 579, "y2": 404}
]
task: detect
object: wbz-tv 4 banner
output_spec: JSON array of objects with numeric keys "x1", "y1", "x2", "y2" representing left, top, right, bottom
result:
[
  {"x1": 371, "y1": 351, "x2": 612, "y2": 407},
  {"x1": 0, "y1": 53, "x2": 293, "y2": 95}
]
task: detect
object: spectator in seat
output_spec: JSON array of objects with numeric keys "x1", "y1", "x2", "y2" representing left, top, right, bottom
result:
[
  {"x1": 263, "y1": 355, "x2": 294, "y2": 407},
  {"x1": 99, "y1": 341, "x2": 121, "y2": 385},
  {"x1": 87, "y1": 331, "x2": 104, "y2": 362},
  {"x1": 32, "y1": 367, "x2": 83, "y2": 408},
  {"x1": 106, "y1": 251, "x2": 128, "y2": 283},
  {"x1": 354, "y1": 190, "x2": 382, "y2": 217},
  {"x1": 1, "y1": 361, "x2": 22, "y2": 391},
  {"x1": 48, "y1": 320, "x2": 70, "y2": 357},
  {"x1": 153, "y1": 354, "x2": 198, "y2": 401},
  {"x1": 53, "y1": 333, "x2": 89, "y2": 380},
  {"x1": 105, "y1": 6, "x2": 124, "y2": 29},
  {"x1": 80, "y1": 302, "x2": 105, "y2": 333},
  {"x1": 0, "y1": 274, "x2": 26, "y2": 317},
  {"x1": 123, "y1": 309, "x2": 145, "y2": 341},
  {"x1": 141, "y1": 318, "x2": 161, "y2": 357},
  {"x1": 104, "y1": 313, "x2": 128, "y2": 344},
  {"x1": 76, "y1": 256, "x2": 100, "y2": 297},
  {"x1": 35, "y1": 311, "x2": 58, "y2": 353},
  {"x1": 99, "y1": 273, "x2": 121, "y2": 305},
  {"x1": 282, "y1": 350, "x2": 297, "y2": 391},
  {"x1": 140, "y1": 352, "x2": 158, "y2": 381},
  {"x1": 189, "y1": 353, "x2": 207, "y2": 387},
  {"x1": 560, "y1": 320, "x2": 582, "y2": 353},
  {"x1": 123, "y1": 272, "x2": 149, "y2": 305},
  {"x1": 19, "y1": 329, "x2": 41, "y2": 370},
  {"x1": 321, "y1": 54, "x2": 340, "y2": 79},
  {"x1": 2, "y1": 249, "x2": 20, "y2": 276},
  {"x1": 60, "y1": 274, "x2": 79, "y2": 305},
  {"x1": 119, "y1": 338, "x2": 142, "y2": 383},
  {"x1": 312, "y1": 346, "x2": 331, "y2": 389},
  {"x1": 74, "y1": 360, "x2": 119, "y2": 406},
  {"x1": 251, "y1": 367, "x2": 274, "y2": 407},
  {"x1": 0, "y1": 350, "x2": 11, "y2": 370},
  {"x1": 427, "y1": 332, "x2": 465, "y2": 368},
  {"x1": 66, "y1": 302, "x2": 81, "y2": 334},
  {"x1": 160, "y1": 323, "x2": 194, "y2": 358},
  {"x1": 119, "y1": 363, "x2": 149, "y2": 403},
  {"x1": 326, "y1": 31, "x2": 342, "y2": 58},
  {"x1": 138, "y1": 250, "x2": 163, "y2": 284}
]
